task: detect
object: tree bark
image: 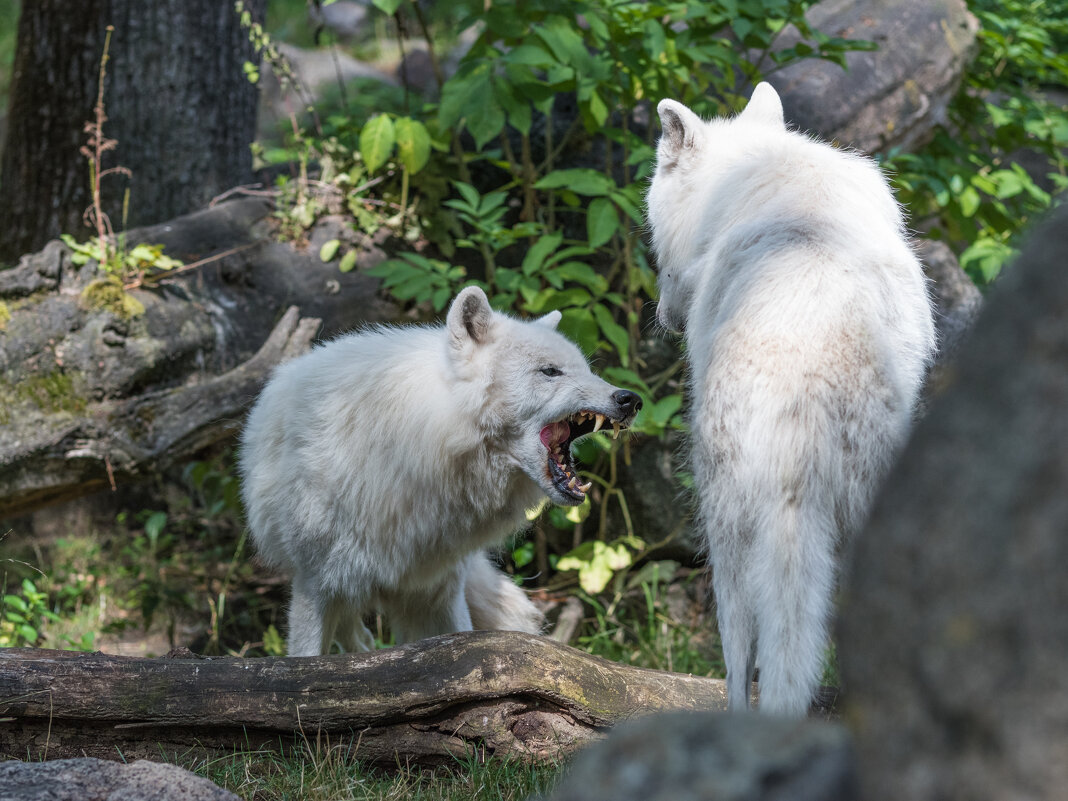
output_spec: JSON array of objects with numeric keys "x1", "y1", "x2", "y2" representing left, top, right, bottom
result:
[
  {"x1": 0, "y1": 197, "x2": 398, "y2": 520},
  {"x1": 0, "y1": 631, "x2": 745, "y2": 765},
  {"x1": 0, "y1": 0, "x2": 267, "y2": 263}
]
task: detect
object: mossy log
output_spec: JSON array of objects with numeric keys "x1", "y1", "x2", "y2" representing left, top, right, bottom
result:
[
  {"x1": 0, "y1": 631, "x2": 741, "y2": 765},
  {"x1": 0, "y1": 197, "x2": 398, "y2": 519}
]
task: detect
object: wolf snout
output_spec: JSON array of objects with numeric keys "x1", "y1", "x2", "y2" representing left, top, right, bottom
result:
[{"x1": 612, "y1": 389, "x2": 643, "y2": 418}]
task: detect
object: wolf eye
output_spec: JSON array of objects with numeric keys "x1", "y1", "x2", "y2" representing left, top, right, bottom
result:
[{"x1": 540, "y1": 366, "x2": 563, "y2": 377}]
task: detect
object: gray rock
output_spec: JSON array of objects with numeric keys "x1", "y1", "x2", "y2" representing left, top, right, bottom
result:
[
  {"x1": 769, "y1": 0, "x2": 979, "y2": 152},
  {"x1": 548, "y1": 712, "x2": 857, "y2": 801},
  {"x1": 257, "y1": 43, "x2": 397, "y2": 139},
  {"x1": 916, "y1": 239, "x2": 983, "y2": 366},
  {"x1": 309, "y1": 0, "x2": 369, "y2": 41},
  {"x1": 0, "y1": 758, "x2": 239, "y2": 801},
  {"x1": 839, "y1": 204, "x2": 1068, "y2": 800}
]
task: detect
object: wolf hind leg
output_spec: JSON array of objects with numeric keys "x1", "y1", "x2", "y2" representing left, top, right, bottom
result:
[
  {"x1": 711, "y1": 558, "x2": 757, "y2": 712},
  {"x1": 389, "y1": 569, "x2": 474, "y2": 645},
  {"x1": 752, "y1": 499, "x2": 837, "y2": 717},
  {"x1": 464, "y1": 551, "x2": 544, "y2": 635},
  {"x1": 286, "y1": 572, "x2": 334, "y2": 656},
  {"x1": 331, "y1": 599, "x2": 376, "y2": 652}
]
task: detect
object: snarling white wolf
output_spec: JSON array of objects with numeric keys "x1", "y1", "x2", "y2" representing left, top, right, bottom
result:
[
  {"x1": 647, "y1": 83, "x2": 935, "y2": 715},
  {"x1": 240, "y1": 286, "x2": 642, "y2": 656}
]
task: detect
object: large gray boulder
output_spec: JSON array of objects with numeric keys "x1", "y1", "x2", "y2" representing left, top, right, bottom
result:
[
  {"x1": 547, "y1": 712, "x2": 857, "y2": 801},
  {"x1": 0, "y1": 758, "x2": 238, "y2": 801},
  {"x1": 769, "y1": 0, "x2": 979, "y2": 152},
  {"x1": 839, "y1": 204, "x2": 1068, "y2": 799}
]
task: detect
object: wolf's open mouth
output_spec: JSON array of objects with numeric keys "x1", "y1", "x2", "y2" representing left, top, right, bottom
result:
[{"x1": 540, "y1": 410, "x2": 628, "y2": 503}]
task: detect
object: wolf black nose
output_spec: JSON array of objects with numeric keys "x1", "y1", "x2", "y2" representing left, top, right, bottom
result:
[{"x1": 612, "y1": 389, "x2": 643, "y2": 415}]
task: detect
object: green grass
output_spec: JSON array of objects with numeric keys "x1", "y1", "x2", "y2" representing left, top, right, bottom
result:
[{"x1": 179, "y1": 742, "x2": 565, "y2": 801}]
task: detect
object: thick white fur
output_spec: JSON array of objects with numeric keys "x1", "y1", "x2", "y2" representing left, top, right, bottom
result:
[
  {"x1": 647, "y1": 84, "x2": 935, "y2": 715},
  {"x1": 240, "y1": 287, "x2": 628, "y2": 656}
]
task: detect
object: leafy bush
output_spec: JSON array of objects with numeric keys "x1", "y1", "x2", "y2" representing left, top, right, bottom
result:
[{"x1": 884, "y1": 0, "x2": 1067, "y2": 283}]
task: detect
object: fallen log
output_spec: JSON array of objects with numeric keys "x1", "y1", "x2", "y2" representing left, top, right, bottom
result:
[{"x1": 0, "y1": 631, "x2": 740, "y2": 765}]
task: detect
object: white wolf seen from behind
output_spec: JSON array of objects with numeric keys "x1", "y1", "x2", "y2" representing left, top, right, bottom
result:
[
  {"x1": 647, "y1": 83, "x2": 935, "y2": 715},
  {"x1": 240, "y1": 287, "x2": 641, "y2": 656}
]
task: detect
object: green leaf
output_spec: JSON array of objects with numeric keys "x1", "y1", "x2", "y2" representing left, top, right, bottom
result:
[
  {"x1": 521, "y1": 232, "x2": 564, "y2": 276},
  {"x1": 534, "y1": 168, "x2": 616, "y2": 196},
  {"x1": 338, "y1": 250, "x2": 359, "y2": 273},
  {"x1": 4, "y1": 595, "x2": 28, "y2": 614},
  {"x1": 523, "y1": 288, "x2": 591, "y2": 314},
  {"x1": 559, "y1": 308, "x2": 599, "y2": 356},
  {"x1": 452, "y1": 181, "x2": 482, "y2": 209},
  {"x1": 549, "y1": 262, "x2": 609, "y2": 294},
  {"x1": 505, "y1": 44, "x2": 554, "y2": 66},
  {"x1": 144, "y1": 511, "x2": 168, "y2": 546},
  {"x1": 438, "y1": 61, "x2": 493, "y2": 131},
  {"x1": 536, "y1": 15, "x2": 591, "y2": 72},
  {"x1": 495, "y1": 79, "x2": 534, "y2": 136},
  {"x1": 371, "y1": 0, "x2": 403, "y2": 14},
  {"x1": 432, "y1": 286, "x2": 452, "y2": 311},
  {"x1": 467, "y1": 99, "x2": 506, "y2": 150},
  {"x1": 651, "y1": 394, "x2": 684, "y2": 425},
  {"x1": 600, "y1": 366, "x2": 650, "y2": 394},
  {"x1": 512, "y1": 541, "x2": 536, "y2": 568},
  {"x1": 319, "y1": 239, "x2": 341, "y2": 262},
  {"x1": 959, "y1": 185, "x2": 981, "y2": 218},
  {"x1": 360, "y1": 115, "x2": 396, "y2": 174},
  {"x1": 586, "y1": 197, "x2": 619, "y2": 248},
  {"x1": 585, "y1": 90, "x2": 608, "y2": 128},
  {"x1": 394, "y1": 117, "x2": 431, "y2": 174},
  {"x1": 592, "y1": 303, "x2": 629, "y2": 366}
]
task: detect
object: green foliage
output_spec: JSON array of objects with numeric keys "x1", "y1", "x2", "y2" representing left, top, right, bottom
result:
[
  {"x1": 365, "y1": 252, "x2": 466, "y2": 311},
  {"x1": 557, "y1": 536, "x2": 645, "y2": 594},
  {"x1": 63, "y1": 235, "x2": 182, "y2": 284},
  {"x1": 575, "y1": 562, "x2": 725, "y2": 677},
  {"x1": 883, "y1": 0, "x2": 1068, "y2": 283},
  {"x1": 1, "y1": 578, "x2": 58, "y2": 647}
]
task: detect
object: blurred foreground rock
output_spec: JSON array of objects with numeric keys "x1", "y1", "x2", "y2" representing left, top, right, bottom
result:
[
  {"x1": 547, "y1": 712, "x2": 856, "y2": 801},
  {"x1": 0, "y1": 758, "x2": 238, "y2": 801},
  {"x1": 840, "y1": 204, "x2": 1068, "y2": 799}
]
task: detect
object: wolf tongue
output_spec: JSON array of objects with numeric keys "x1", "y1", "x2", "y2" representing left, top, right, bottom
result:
[{"x1": 540, "y1": 421, "x2": 570, "y2": 449}]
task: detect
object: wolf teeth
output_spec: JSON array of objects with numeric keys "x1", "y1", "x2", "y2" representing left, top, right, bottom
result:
[
  {"x1": 593, "y1": 414, "x2": 605, "y2": 433},
  {"x1": 567, "y1": 476, "x2": 578, "y2": 490},
  {"x1": 612, "y1": 422, "x2": 620, "y2": 439},
  {"x1": 577, "y1": 480, "x2": 592, "y2": 493}
]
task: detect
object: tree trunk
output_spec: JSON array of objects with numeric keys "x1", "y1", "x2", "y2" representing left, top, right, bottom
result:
[
  {"x1": 0, "y1": 631, "x2": 749, "y2": 765},
  {"x1": 0, "y1": 0, "x2": 267, "y2": 263},
  {"x1": 0, "y1": 197, "x2": 398, "y2": 519}
]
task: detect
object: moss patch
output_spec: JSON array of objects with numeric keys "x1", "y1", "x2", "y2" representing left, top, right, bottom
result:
[
  {"x1": 0, "y1": 301, "x2": 10, "y2": 331},
  {"x1": 80, "y1": 277, "x2": 145, "y2": 319},
  {"x1": 0, "y1": 368, "x2": 88, "y2": 423}
]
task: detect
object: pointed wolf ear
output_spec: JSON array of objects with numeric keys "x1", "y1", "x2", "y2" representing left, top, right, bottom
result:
[
  {"x1": 447, "y1": 286, "x2": 493, "y2": 347},
  {"x1": 738, "y1": 82, "x2": 784, "y2": 128},
  {"x1": 657, "y1": 99, "x2": 703, "y2": 158},
  {"x1": 536, "y1": 310, "x2": 562, "y2": 329}
]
